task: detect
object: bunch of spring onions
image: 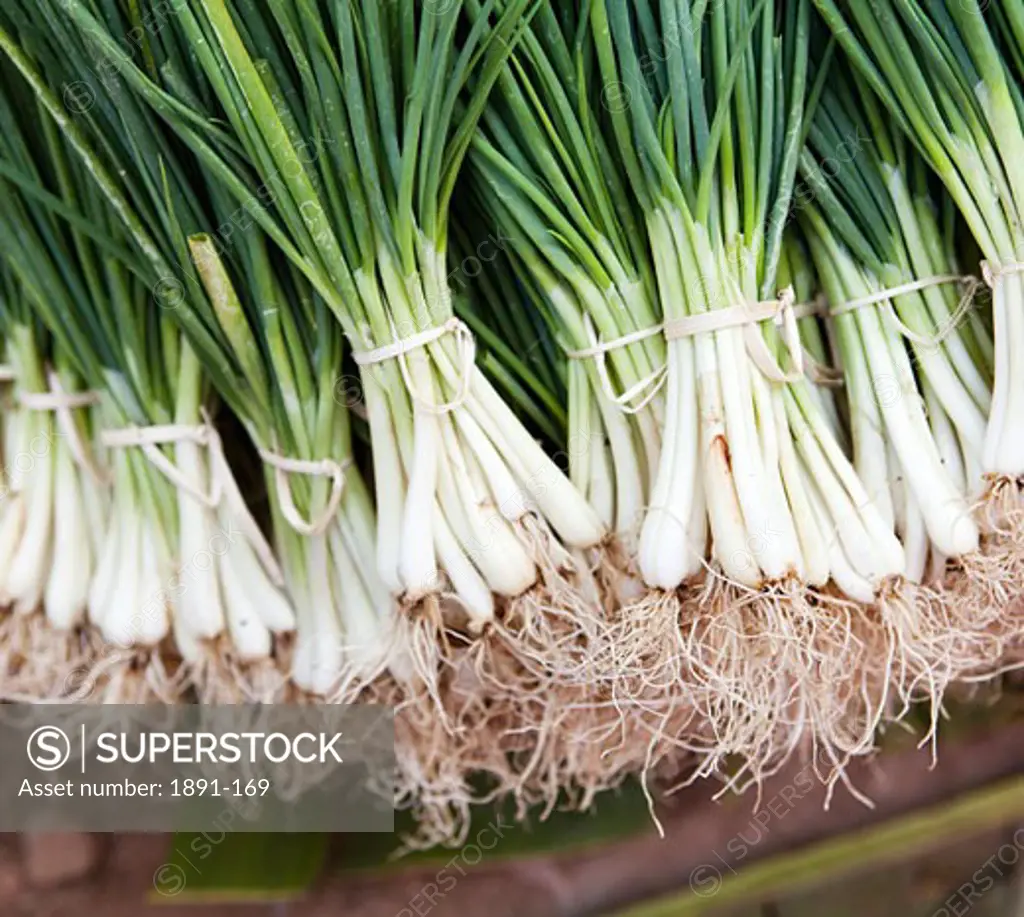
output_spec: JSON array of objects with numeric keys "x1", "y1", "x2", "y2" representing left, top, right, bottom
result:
[
  {"x1": 0, "y1": 24, "x2": 297, "y2": 700},
  {"x1": 449, "y1": 218, "x2": 671, "y2": 809},
  {"x1": 0, "y1": 73, "x2": 111, "y2": 697},
  {"x1": 583, "y1": 0, "x2": 910, "y2": 785},
  {"x1": 797, "y1": 61, "x2": 1000, "y2": 724},
  {"x1": 467, "y1": 0, "x2": 664, "y2": 568},
  {"x1": 188, "y1": 225, "x2": 400, "y2": 698},
  {"x1": 460, "y1": 1, "x2": 748, "y2": 795},
  {"x1": 810, "y1": 0, "x2": 1024, "y2": 640},
  {"x1": 69, "y1": 0, "x2": 606, "y2": 637},
  {"x1": 0, "y1": 142, "x2": 190, "y2": 699}
]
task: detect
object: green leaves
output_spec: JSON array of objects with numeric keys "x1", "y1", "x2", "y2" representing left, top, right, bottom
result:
[
  {"x1": 587, "y1": 1, "x2": 809, "y2": 297},
  {"x1": 0, "y1": 5, "x2": 255, "y2": 416},
  {"x1": 811, "y1": 0, "x2": 1024, "y2": 263},
  {"x1": 159, "y1": 833, "x2": 328, "y2": 902}
]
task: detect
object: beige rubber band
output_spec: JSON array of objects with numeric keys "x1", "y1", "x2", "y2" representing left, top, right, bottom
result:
[
  {"x1": 0, "y1": 365, "x2": 15, "y2": 382},
  {"x1": 831, "y1": 273, "x2": 979, "y2": 347},
  {"x1": 258, "y1": 448, "x2": 353, "y2": 537},
  {"x1": 663, "y1": 286, "x2": 803, "y2": 383},
  {"x1": 18, "y1": 375, "x2": 107, "y2": 484},
  {"x1": 102, "y1": 417, "x2": 284, "y2": 587},
  {"x1": 351, "y1": 316, "x2": 474, "y2": 415}
]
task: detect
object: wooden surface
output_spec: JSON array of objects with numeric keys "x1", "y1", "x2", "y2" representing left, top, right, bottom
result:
[{"x1": 1, "y1": 714, "x2": 1021, "y2": 917}]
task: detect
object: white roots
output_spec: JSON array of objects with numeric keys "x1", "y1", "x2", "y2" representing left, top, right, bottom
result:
[{"x1": 3, "y1": 360, "x2": 1023, "y2": 844}]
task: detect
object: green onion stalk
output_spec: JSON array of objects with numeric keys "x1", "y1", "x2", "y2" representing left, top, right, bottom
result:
[
  {"x1": 0, "y1": 21, "x2": 297, "y2": 701},
  {"x1": 589, "y1": 0, "x2": 911, "y2": 786},
  {"x1": 797, "y1": 65, "x2": 1001, "y2": 718},
  {"x1": 811, "y1": 0, "x2": 1024, "y2": 668},
  {"x1": 776, "y1": 232, "x2": 845, "y2": 444},
  {"x1": 68, "y1": 0, "x2": 609, "y2": 705}
]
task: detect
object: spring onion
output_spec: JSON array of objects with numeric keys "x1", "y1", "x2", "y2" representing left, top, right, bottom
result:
[
  {"x1": 811, "y1": 0, "x2": 1024, "y2": 649},
  {"x1": 797, "y1": 57, "x2": 1001, "y2": 741}
]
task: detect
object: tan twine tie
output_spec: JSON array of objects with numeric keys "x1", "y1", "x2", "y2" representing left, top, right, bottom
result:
[
  {"x1": 565, "y1": 267, "x2": 988, "y2": 405},
  {"x1": 563, "y1": 319, "x2": 668, "y2": 415},
  {"x1": 565, "y1": 285, "x2": 815, "y2": 413},
  {"x1": 257, "y1": 448, "x2": 353, "y2": 538},
  {"x1": 351, "y1": 316, "x2": 476, "y2": 414},
  {"x1": 663, "y1": 286, "x2": 806, "y2": 382},
  {"x1": 980, "y1": 259, "x2": 1024, "y2": 291},
  {"x1": 830, "y1": 273, "x2": 981, "y2": 346},
  {"x1": 101, "y1": 415, "x2": 285, "y2": 587},
  {"x1": 16, "y1": 371, "x2": 107, "y2": 485}
]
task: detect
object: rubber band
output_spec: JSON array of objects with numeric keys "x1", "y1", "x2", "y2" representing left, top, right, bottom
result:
[
  {"x1": 663, "y1": 286, "x2": 803, "y2": 383},
  {"x1": 0, "y1": 365, "x2": 15, "y2": 382},
  {"x1": 351, "y1": 316, "x2": 475, "y2": 414},
  {"x1": 831, "y1": 273, "x2": 979, "y2": 347},
  {"x1": 258, "y1": 448, "x2": 353, "y2": 537},
  {"x1": 17, "y1": 376, "x2": 107, "y2": 484},
  {"x1": 102, "y1": 417, "x2": 284, "y2": 587}
]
